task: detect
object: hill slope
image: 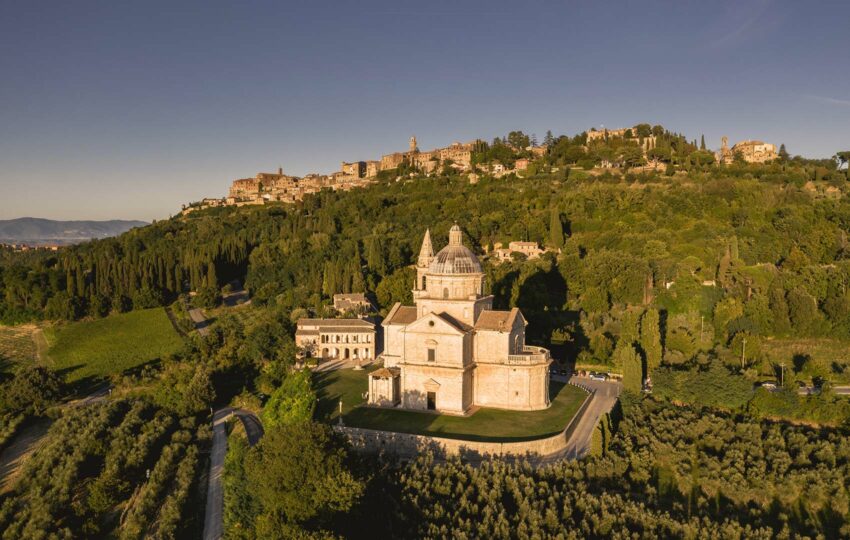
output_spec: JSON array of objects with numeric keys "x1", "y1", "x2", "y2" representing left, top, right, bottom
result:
[{"x1": 0, "y1": 217, "x2": 147, "y2": 244}]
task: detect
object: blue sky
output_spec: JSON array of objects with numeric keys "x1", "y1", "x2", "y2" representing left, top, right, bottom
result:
[{"x1": 1, "y1": 0, "x2": 848, "y2": 221}]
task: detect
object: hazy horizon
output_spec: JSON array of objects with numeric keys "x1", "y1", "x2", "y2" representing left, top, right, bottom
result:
[{"x1": 1, "y1": 0, "x2": 848, "y2": 221}]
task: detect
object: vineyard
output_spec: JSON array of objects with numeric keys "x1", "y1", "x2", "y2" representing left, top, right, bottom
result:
[
  {"x1": 0, "y1": 398, "x2": 209, "y2": 538},
  {"x1": 46, "y1": 308, "x2": 185, "y2": 388}
]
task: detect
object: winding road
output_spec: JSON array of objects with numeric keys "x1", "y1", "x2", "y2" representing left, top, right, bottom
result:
[
  {"x1": 203, "y1": 408, "x2": 264, "y2": 540},
  {"x1": 559, "y1": 377, "x2": 621, "y2": 460}
]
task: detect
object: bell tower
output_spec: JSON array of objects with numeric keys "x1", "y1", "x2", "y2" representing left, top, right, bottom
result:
[
  {"x1": 415, "y1": 229, "x2": 434, "y2": 293},
  {"x1": 409, "y1": 135, "x2": 418, "y2": 153}
]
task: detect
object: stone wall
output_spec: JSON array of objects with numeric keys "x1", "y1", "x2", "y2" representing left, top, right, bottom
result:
[{"x1": 335, "y1": 384, "x2": 595, "y2": 460}]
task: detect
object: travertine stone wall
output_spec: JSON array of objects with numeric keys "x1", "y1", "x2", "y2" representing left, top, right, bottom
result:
[
  {"x1": 401, "y1": 364, "x2": 474, "y2": 413},
  {"x1": 336, "y1": 386, "x2": 593, "y2": 459},
  {"x1": 474, "y1": 363, "x2": 549, "y2": 410}
]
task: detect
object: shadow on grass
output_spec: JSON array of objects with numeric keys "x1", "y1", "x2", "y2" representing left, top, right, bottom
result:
[
  {"x1": 57, "y1": 358, "x2": 164, "y2": 398},
  {"x1": 313, "y1": 369, "x2": 373, "y2": 422},
  {"x1": 315, "y1": 369, "x2": 587, "y2": 443},
  {"x1": 0, "y1": 357, "x2": 14, "y2": 379}
]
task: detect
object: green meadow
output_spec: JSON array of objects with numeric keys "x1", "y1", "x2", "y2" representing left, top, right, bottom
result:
[{"x1": 45, "y1": 308, "x2": 184, "y2": 389}]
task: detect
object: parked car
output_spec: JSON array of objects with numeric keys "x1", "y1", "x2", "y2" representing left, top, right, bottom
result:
[
  {"x1": 760, "y1": 382, "x2": 777, "y2": 391},
  {"x1": 559, "y1": 368, "x2": 569, "y2": 376},
  {"x1": 589, "y1": 372, "x2": 609, "y2": 381}
]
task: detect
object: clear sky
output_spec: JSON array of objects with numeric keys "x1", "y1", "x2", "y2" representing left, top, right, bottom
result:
[{"x1": 1, "y1": 0, "x2": 848, "y2": 221}]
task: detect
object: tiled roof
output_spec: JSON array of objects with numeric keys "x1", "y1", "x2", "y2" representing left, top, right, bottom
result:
[
  {"x1": 474, "y1": 308, "x2": 520, "y2": 332},
  {"x1": 334, "y1": 293, "x2": 367, "y2": 302},
  {"x1": 297, "y1": 318, "x2": 374, "y2": 328},
  {"x1": 383, "y1": 304, "x2": 418, "y2": 325},
  {"x1": 437, "y1": 313, "x2": 472, "y2": 332},
  {"x1": 369, "y1": 367, "x2": 400, "y2": 378}
]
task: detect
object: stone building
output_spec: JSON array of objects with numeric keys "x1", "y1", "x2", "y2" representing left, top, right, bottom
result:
[
  {"x1": 491, "y1": 241, "x2": 546, "y2": 263},
  {"x1": 718, "y1": 137, "x2": 777, "y2": 164},
  {"x1": 369, "y1": 225, "x2": 552, "y2": 414},
  {"x1": 341, "y1": 161, "x2": 366, "y2": 177},
  {"x1": 378, "y1": 137, "x2": 477, "y2": 174},
  {"x1": 380, "y1": 152, "x2": 405, "y2": 171},
  {"x1": 586, "y1": 127, "x2": 656, "y2": 151},
  {"x1": 365, "y1": 161, "x2": 380, "y2": 178},
  {"x1": 295, "y1": 318, "x2": 376, "y2": 361},
  {"x1": 333, "y1": 292, "x2": 373, "y2": 314}
]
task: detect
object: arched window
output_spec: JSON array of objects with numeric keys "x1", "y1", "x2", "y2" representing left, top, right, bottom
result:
[
  {"x1": 443, "y1": 288, "x2": 449, "y2": 299},
  {"x1": 422, "y1": 275, "x2": 427, "y2": 289}
]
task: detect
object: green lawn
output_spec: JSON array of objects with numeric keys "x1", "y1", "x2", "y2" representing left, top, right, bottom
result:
[
  {"x1": 46, "y1": 308, "x2": 185, "y2": 390},
  {"x1": 761, "y1": 338, "x2": 850, "y2": 384},
  {"x1": 313, "y1": 368, "x2": 588, "y2": 442}
]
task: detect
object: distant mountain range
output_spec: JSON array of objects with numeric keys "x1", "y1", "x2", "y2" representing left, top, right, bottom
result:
[{"x1": 0, "y1": 217, "x2": 148, "y2": 245}]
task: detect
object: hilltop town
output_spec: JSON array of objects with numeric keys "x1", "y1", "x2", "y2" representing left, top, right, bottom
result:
[
  {"x1": 183, "y1": 136, "x2": 487, "y2": 212},
  {"x1": 183, "y1": 125, "x2": 781, "y2": 213}
]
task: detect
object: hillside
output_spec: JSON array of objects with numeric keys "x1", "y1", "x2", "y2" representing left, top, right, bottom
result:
[{"x1": 0, "y1": 217, "x2": 147, "y2": 245}]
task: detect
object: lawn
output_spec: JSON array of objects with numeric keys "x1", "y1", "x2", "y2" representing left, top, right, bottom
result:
[
  {"x1": 46, "y1": 308, "x2": 185, "y2": 390},
  {"x1": 313, "y1": 368, "x2": 588, "y2": 442},
  {"x1": 761, "y1": 338, "x2": 850, "y2": 384}
]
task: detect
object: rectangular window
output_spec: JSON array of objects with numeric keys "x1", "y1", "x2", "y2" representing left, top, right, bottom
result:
[{"x1": 427, "y1": 348, "x2": 436, "y2": 362}]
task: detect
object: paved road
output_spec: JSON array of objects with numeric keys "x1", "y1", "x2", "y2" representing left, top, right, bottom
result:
[
  {"x1": 203, "y1": 408, "x2": 263, "y2": 540},
  {"x1": 188, "y1": 308, "x2": 211, "y2": 337},
  {"x1": 67, "y1": 384, "x2": 111, "y2": 408},
  {"x1": 222, "y1": 283, "x2": 251, "y2": 308},
  {"x1": 539, "y1": 377, "x2": 621, "y2": 463}
]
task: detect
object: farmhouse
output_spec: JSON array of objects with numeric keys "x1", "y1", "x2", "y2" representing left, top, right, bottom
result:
[{"x1": 295, "y1": 318, "x2": 376, "y2": 361}]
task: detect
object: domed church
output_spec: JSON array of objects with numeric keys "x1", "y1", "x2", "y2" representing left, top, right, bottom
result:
[{"x1": 369, "y1": 224, "x2": 552, "y2": 415}]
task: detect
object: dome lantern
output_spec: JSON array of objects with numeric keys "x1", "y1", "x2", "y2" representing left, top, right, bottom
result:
[{"x1": 428, "y1": 223, "x2": 482, "y2": 275}]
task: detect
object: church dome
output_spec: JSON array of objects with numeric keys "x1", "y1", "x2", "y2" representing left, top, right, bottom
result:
[
  {"x1": 429, "y1": 224, "x2": 482, "y2": 274},
  {"x1": 429, "y1": 244, "x2": 482, "y2": 274}
]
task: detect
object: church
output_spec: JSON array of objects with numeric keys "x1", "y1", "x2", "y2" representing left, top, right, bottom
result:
[{"x1": 368, "y1": 224, "x2": 552, "y2": 415}]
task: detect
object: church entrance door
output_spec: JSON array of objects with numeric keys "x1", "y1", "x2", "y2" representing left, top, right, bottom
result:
[{"x1": 426, "y1": 391, "x2": 436, "y2": 410}]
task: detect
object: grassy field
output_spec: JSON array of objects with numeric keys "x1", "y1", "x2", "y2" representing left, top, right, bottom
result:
[
  {"x1": 761, "y1": 338, "x2": 850, "y2": 384},
  {"x1": 0, "y1": 325, "x2": 40, "y2": 375},
  {"x1": 313, "y1": 368, "x2": 588, "y2": 442},
  {"x1": 46, "y1": 308, "x2": 185, "y2": 390}
]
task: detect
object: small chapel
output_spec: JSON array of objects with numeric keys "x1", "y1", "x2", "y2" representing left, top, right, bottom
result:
[{"x1": 368, "y1": 224, "x2": 552, "y2": 415}]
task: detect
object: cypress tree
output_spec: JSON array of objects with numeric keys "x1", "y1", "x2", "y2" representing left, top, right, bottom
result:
[
  {"x1": 367, "y1": 236, "x2": 385, "y2": 274},
  {"x1": 700, "y1": 134, "x2": 706, "y2": 150},
  {"x1": 548, "y1": 208, "x2": 564, "y2": 249},
  {"x1": 207, "y1": 262, "x2": 218, "y2": 289},
  {"x1": 615, "y1": 342, "x2": 643, "y2": 393},
  {"x1": 639, "y1": 308, "x2": 662, "y2": 371}
]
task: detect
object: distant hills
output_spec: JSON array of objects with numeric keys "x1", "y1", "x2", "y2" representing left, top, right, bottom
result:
[{"x1": 0, "y1": 217, "x2": 148, "y2": 245}]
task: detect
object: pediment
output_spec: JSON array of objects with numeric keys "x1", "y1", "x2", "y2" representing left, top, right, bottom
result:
[
  {"x1": 424, "y1": 378, "x2": 441, "y2": 391},
  {"x1": 404, "y1": 312, "x2": 467, "y2": 335}
]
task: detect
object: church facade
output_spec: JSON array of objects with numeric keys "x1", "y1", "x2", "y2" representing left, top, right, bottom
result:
[{"x1": 368, "y1": 224, "x2": 552, "y2": 415}]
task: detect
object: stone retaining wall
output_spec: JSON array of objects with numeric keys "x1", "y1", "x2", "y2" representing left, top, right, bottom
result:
[{"x1": 335, "y1": 384, "x2": 595, "y2": 460}]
